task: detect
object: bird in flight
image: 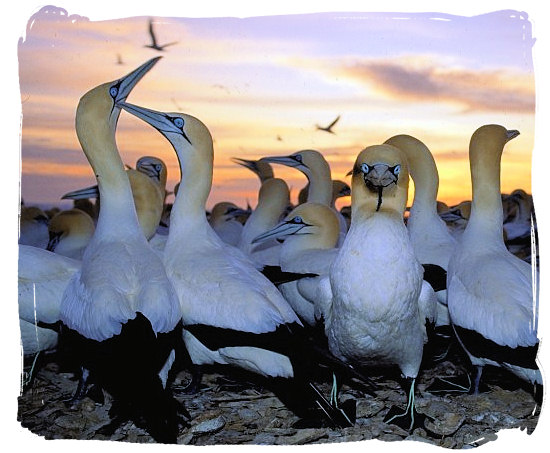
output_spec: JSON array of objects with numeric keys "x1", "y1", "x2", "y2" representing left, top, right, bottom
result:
[
  {"x1": 116, "y1": 53, "x2": 124, "y2": 65},
  {"x1": 145, "y1": 18, "x2": 178, "y2": 51},
  {"x1": 316, "y1": 115, "x2": 341, "y2": 134}
]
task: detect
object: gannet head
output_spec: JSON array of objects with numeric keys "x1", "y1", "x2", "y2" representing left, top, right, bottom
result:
[
  {"x1": 136, "y1": 156, "x2": 167, "y2": 186},
  {"x1": 76, "y1": 57, "x2": 162, "y2": 143},
  {"x1": 252, "y1": 202, "x2": 339, "y2": 249},
  {"x1": 231, "y1": 157, "x2": 274, "y2": 182},
  {"x1": 352, "y1": 144, "x2": 409, "y2": 215},
  {"x1": 117, "y1": 102, "x2": 213, "y2": 161},
  {"x1": 47, "y1": 208, "x2": 95, "y2": 253},
  {"x1": 260, "y1": 149, "x2": 327, "y2": 180},
  {"x1": 209, "y1": 202, "x2": 249, "y2": 226}
]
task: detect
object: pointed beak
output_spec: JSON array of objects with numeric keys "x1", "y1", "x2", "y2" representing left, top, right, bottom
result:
[
  {"x1": 61, "y1": 185, "x2": 100, "y2": 200},
  {"x1": 115, "y1": 57, "x2": 161, "y2": 104},
  {"x1": 506, "y1": 129, "x2": 520, "y2": 142},
  {"x1": 231, "y1": 157, "x2": 259, "y2": 173},
  {"x1": 261, "y1": 155, "x2": 304, "y2": 169},
  {"x1": 118, "y1": 101, "x2": 192, "y2": 145},
  {"x1": 252, "y1": 221, "x2": 306, "y2": 244}
]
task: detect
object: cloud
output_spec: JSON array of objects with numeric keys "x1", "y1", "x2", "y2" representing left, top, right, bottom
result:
[{"x1": 337, "y1": 57, "x2": 535, "y2": 113}]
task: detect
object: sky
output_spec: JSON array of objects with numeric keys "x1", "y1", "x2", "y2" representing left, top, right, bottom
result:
[
  {"x1": 16, "y1": 3, "x2": 537, "y2": 212},
  {"x1": 5, "y1": 1, "x2": 550, "y2": 451}
]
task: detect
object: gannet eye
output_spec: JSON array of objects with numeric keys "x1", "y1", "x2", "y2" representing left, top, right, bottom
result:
[
  {"x1": 294, "y1": 154, "x2": 303, "y2": 163},
  {"x1": 361, "y1": 163, "x2": 370, "y2": 174},
  {"x1": 109, "y1": 86, "x2": 119, "y2": 99},
  {"x1": 392, "y1": 165, "x2": 401, "y2": 176},
  {"x1": 155, "y1": 164, "x2": 162, "y2": 172},
  {"x1": 173, "y1": 117, "x2": 184, "y2": 129}
]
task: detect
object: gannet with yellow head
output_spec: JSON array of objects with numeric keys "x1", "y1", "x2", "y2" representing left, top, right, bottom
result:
[
  {"x1": 237, "y1": 177, "x2": 290, "y2": 267},
  {"x1": 47, "y1": 208, "x2": 95, "y2": 260},
  {"x1": 261, "y1": 150, "x2": 348, "y2": 245},
  {"x1": 58, "y1": 58, "x2": 185, "y2": 443},
  {"x1": 252, "y1": 202, "x2": 339, "y2": 326},
  {"x1": 447, "y1": 125, "x2": 541, "y2": 402},
  {"x1": 320, "y1": 144, "x2": 437, "y2": 431},
  {"x1": 118, "y1": 100, "x2": 357, "y2": 428}
]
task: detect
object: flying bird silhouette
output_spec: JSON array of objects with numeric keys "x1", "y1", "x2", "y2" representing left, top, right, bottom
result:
[
  {"x1": 145, "y1": 18, "x2": 178, "y2": 51},
  {"x1": 316, "y1": 115, "x2": 341, "y2": 134},
  {"x1": 116, "y1": 53, "x2": 124, "y2": 65}
]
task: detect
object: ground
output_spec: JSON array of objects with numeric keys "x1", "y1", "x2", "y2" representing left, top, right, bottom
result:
[{"x1": 17, "y1": 341, "x2": 541, "y2": 447}]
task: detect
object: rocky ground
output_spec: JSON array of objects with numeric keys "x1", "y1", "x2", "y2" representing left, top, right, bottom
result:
[{"x1": 17, "y1": 341, "x2": 541, "y2": 448}]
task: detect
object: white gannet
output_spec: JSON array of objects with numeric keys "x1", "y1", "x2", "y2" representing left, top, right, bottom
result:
[
  {"x1": 119, "y1": 100, "x2": 357, "y2": 428},
  {"x1": 238, "y1": 177, "x2": 290, "y2": 267},
  {"x1": 261, "y1": 150, "x2": 348, "y2": 246},
  {"x1": 252, "y1": 202, "x2": 340, "y2": 326},
  {"x1": 59, "y1": 58, "x2": 185, "y2": 443},
  {"x1": 208, "y1": 201, "x2": 247, "y2": 246},
  {"x1": 319, "y1": 144, "x2": 437, "y2": 431},
  {"x1": 384, "y1": 134, "x2": 455, "y2": 327},
  {"x1": 47, "y1": 208, "x2": 95, "y2": 260},
  {"x1": 18, "y1": 245, "x2": 81, "y2": 385},
  {"x1": 447, "y1": 125, "x2": 541, "y2": 402},
  {"x1": 19, "y1": 206, "x2": 49, "y2": 249}
]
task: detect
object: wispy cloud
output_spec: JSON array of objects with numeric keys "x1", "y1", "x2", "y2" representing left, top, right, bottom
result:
[{"x1": 335, "y1": 57, "x2": 534, "y2": 113}]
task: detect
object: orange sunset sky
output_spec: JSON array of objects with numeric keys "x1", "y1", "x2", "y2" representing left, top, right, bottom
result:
[{"x1": 17, "y1": 4, "x2": 536, "y2": 212}]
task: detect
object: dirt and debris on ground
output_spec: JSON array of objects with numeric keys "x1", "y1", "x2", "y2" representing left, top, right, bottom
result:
[{"x1": 17, "y1": 343, "x2": 541, "y2": 448}]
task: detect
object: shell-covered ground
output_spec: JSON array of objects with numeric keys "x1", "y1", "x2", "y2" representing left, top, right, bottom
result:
[{"x1": 17, "y1": 339, "x2": 541, "y2": 448}]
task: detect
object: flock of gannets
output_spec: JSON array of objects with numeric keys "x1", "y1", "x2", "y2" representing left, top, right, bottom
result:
[{"x1": 18, "y1": 57, "x2": 541, "y2": 442}]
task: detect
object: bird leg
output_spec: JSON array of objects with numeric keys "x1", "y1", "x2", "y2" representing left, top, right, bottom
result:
[
  {"x1": 64, "y1": 366, "x2": 91, "y2": 407},
  {"x1": 384, "y1": 377, "x2": 429, "y2": 432}
]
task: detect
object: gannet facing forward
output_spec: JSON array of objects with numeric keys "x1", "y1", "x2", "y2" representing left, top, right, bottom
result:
[
  {"x1": 447, "y1": 125, "x2": 541, "y2": 401},
  {"x1": 59, "y1": 58, "x2": 185, "y2": 443},
  {"x1": 320, "y1": 144, "x2": 437, "y2": 431},
  {"x1": 119, "y1": 100, "x2": 356, "y2": 427}
]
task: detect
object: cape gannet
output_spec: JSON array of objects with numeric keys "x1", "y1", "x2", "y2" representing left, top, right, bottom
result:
[
  {"x1": 261, "y1": 150, "x2": 348, "y2": 246},
  {"x1": 319, "y1": 144, "x2": 437, "y2": 431},
  {"x1": 59, "y1": 58, "x2": 185, "y2": 443},
  {"x1": 238, "y1": 177, "x2": 290, "y2": 267},
  {"x1": 208, "y1": 201, "x2": 247, "y2": 246},
  {"x1": 62, "y1": 156, "x2": 165, "y2": 241},
  {"x1": 231, "y1": 156, "x2": 274, "y2": 184},
  {"x1": 118, "y1": 100, "x2": 357, "y2": 428},
  {"x1": 447, "y1": 125, "x2": 541, "y2": 402},
  {"x1": 252, "y1": 202, "x2": 340, "y2": 326},
  {"x1": 47, "y1": 208, "x2": 95, "y2": 260},
  {"x1": 384, "y1": 134, "x2": 455, "y2": 328}
]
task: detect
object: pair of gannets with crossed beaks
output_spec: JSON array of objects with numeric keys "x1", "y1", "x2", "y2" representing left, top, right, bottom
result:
[
  {"x1": 58, "y1": 58, "x2": 186, "y2": 443},
  {"x1": 317, "y1": 144, "x2": 438, "y2": 432},
  {"x1": 447, "y1": 125, "x2": 542, "y2": 404},
  {"x1": 116, "y1": 100, "x2": 358, "y2": 428}
]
